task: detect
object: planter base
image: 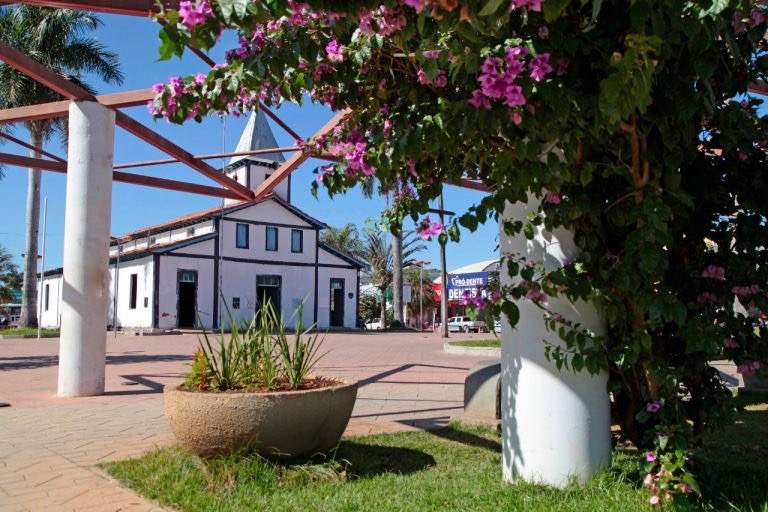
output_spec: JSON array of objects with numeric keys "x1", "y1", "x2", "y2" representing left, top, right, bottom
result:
[{"x1": 164, "y1": 379, "x2": 358, "y2": 459}]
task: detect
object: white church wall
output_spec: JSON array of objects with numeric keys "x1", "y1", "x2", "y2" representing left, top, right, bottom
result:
[
  {"x1": 109, "y1": 256, "x2": 154, "y2": 329},
  {"x1": 157, "y1": 255, "x2": 215, "y2": 330},
  {"x1": 39, "y1": 274, "x2": 63, "y2": 328},
  {"x1": 317, "y1": 266, "x2": 358, "y2": 328}
]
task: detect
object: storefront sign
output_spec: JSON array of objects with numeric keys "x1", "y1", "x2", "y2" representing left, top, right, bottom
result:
[{"x1": 447, "y1": 272, "x2": 488, "y2": 301}]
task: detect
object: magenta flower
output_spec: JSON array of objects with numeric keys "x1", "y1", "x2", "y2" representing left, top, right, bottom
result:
[
  {"x1": 645, "y1": 451, "x2": 657, "y2": 463},
  {"x1": 723, "y1": 337, "x2": 741, "y2": 349},
  {"x1": 701, "y1": 265, "x2": 726, "y2": 280},
  {"x1": 325, "y1": 39, "x2": 345, "y2": 63},
  {"x1": 737, "y1": 361, "x2": 761, "y2": 376},
  {"x1": 512, "y1": 0, "x2": 543, "y2": 11},
  {"x1": 422, "y1": 49, "x2": 440, "y2": 59},
  {"x1": 469, "y1": 89, "x2": 492, "y2": 110},
  {"x1": 403, "y1": 0, "x2": 429, "y2": 13},
  {"x1": 649, "y1": 495, "x2": 661, "y2": 506},
  {"x1": 417, "y1": 69, "x2": 431, "y2": 85},
  {"x1": 178, "y1": 0, "x2": 213, "y2": 31},
  {"x1": 416, "y1": 216, "x2": 445, "y2": 240},
  {"x1": 433, "y1": 70, "x2": 448, "y2": 88},
  {"x1": 529, "y1": 53, "x2": 553, "y2": 82},
  {"x1": 544, "y1": 192, "x2": 561, "y2": 204},
  {"x1": 525, "y1": 288, "x2": 548, "y2": 302},
  {"x1": 646, "y1": 400, "x2": 664, "y2": 413},
  {"x1": 503, "y1": 85, "x2": 526, "y2": 107}
]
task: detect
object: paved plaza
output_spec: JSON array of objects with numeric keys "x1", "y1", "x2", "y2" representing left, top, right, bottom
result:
[{"x1": 0, "y1": 330, "x2": 492, "y2": 511}]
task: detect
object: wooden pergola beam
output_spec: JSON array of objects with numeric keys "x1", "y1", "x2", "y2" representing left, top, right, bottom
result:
[
  {"x1": 0, "y1": 38, "x2": 253, "y2": 200},
  {"x1": 0, "y1": 89, "x2": 155, "y2": 124},
  {"x1": 114, "y1": 112, "x2": 254, "y2": 199},
  {"x1": 253, "y1": 110, "x2": 350, "y2": 200},
  {"x1": 0, "y1": 0, "x2": 179, "y2": 16},
  {"x1": 0, "y1": 131, "x2": 67, "y2": 162},
  {"x1": 0, "y1": 151, "x2": 241, "y2": 199}
]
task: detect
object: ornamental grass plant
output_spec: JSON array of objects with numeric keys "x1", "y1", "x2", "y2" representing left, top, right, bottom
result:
[{"x1": 184, "y1": 300, "x2": 328, "y2": 392}]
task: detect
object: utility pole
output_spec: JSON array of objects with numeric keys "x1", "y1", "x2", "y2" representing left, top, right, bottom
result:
[{"x1": 438, "y1": 194, "x2": 449, "y2": 338}]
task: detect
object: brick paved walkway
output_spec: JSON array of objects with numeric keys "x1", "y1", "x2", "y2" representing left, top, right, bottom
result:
[{"x1": 0, "y1": 330, "x2": 492, "y2": 511}]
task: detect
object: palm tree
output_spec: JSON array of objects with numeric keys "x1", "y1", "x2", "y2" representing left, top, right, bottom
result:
[
  {"x1": 360, "y1": 230, "x2": 426, "y2": 330},
  {"x1": 319, "y1": 223, "x2": 365, "y2": 259},
  {"x1": 405, "y1": 266, "x2": 437, "y2": 328},
  {"x1": 0, "y1": 244, "x2": 22, "y2": 304},
  {"x1": 0, "y1": 6, "x2": 123, "y2": 327}
]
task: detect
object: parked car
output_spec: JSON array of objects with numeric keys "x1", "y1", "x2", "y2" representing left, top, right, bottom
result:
[
  {"x1": 447, "y1": 316, "x2": 487, "y2": 333},
  {"x1": 365, "y1": 318, "x2": 383, "y2": 330}
]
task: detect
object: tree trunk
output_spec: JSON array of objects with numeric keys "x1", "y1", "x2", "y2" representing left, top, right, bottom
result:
[
  {"x1": 379, "y1": 286, "x2": 387, "y2": 329},
  {"x1": 392, "y1": 231, "x2": 403, "y2": 324},
  {"x1": 19, "y1": 129, "x2": 42, "y2": 328}
]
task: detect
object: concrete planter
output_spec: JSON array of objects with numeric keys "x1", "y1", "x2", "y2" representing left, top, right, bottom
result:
[{"x1": 164, "y1": 379, "x2": 358, "y2": 458}]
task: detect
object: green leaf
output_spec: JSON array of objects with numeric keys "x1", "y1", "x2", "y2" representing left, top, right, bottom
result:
[
  {"x1": 543, "y1": 0, "x2": 570, "y2": 22},
  {"x1": 478, "y1": 0, "x2": 506, "y2": 17},
  {"x1": 501, "y1": 301, "x2": 520, "y2": 327}
]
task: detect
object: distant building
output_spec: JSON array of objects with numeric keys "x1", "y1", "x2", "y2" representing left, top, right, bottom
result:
[
  {"x1": 39, "y1": 111, "x2": 365, "y2": 330},
  {"x1": 432, "y1": 259, "x2": 499, "y2": 319}
]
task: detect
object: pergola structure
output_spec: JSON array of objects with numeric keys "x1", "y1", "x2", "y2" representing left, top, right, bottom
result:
[{"x1": 0, "y1": 0, "x2": 489, "y2": 397}]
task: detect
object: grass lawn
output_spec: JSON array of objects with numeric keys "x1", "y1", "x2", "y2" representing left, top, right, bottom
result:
[
  {"x1": 447, "y1": 339, "x2": 501, "y2": 348},
  {"x1": 0, "y1": 327, "x2": 59, "y2": 336},
  {"x1": 103, "y1": 396, "x2": 768, "y2": 512}
]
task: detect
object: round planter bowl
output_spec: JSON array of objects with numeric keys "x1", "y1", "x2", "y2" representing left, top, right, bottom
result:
[{"x1": 164, "y1": 379, "x2": 358, "y2": 459}]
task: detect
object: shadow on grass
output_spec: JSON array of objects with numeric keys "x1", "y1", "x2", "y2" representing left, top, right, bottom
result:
[
  {"x1": 331, "y1": 441, "x2": 436, "y2": 478},
  {"x1": 698, "y1": 398, "x2": 768, "y2": 511},
  {"x1": 426, "y1": 426, "x2": 502, "y2": 452}
]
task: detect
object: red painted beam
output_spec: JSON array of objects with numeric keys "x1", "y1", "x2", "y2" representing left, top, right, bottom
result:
[
  {"x1": 253, "y1": 110, "x2": 350, "y2": 201},
  {"x1": 455, "y1": 179, "x2": 492, "y2": 193},
  {"x1": 0, "y1": 88, "x2": 154, "y2": 124},
  {"x1": 0, "y1": 151, "x2": 240, "y2": 199},
  {"x1": 115, "y1": 111, "x2": 254, "y2": 200},
  {"x1": 0, "y1": 0, "x2": 179, "y2": 16},
  {"x1": 0, "y1": 132, "x2": 66, "y2": 162},
  {"x1": 748, "y1": 80, "x2": 768, "y2": 96}
]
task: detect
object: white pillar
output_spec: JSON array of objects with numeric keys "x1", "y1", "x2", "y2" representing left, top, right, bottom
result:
[
  {"x1": 58, "y1": 102, "x2": 115, "y2": 397},
  {"x1": 500, "y1": 197, "x2": 611, "y2": 487}
]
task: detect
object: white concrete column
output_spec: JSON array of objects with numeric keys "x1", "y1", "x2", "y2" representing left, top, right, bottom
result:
[
  {"x1": 58, "y1": 102, "x2": 115, "y2": 397},
  {"x1": 500, "y1": 196, "x2": 611, "y2": 487}
]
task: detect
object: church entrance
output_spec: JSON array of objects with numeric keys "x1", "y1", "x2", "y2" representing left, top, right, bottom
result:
[
  {"x1": 177, "y1": 269, "x2": 197, "y2": 328},
  {"x1": 330, "y1": 278, "x2": 345, "y2": 327},
  {"x1": 256, "y1": 275, "x2": 282, "y2": 319}
]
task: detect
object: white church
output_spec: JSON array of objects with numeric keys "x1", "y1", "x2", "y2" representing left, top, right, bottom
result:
[{"x1": 39, "y1": 112, "x2": 365, "y2": 331}]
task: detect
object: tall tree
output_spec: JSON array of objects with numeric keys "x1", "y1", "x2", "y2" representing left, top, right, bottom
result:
[
  {"x1": 319, "y1": 223, "x2": 364, "y2": 259},
  {"x1": 360, "y1": 230, "x2": 425, "y2": 330},
  {"x1": 405, "y1": 266, "x2": 437, "y2": 328},
  {"x1": 0, "y1": 244, "x2": 22, "y2": 304},
  {"x1": 0, "y1": 6, "x2": 123, "y2": 327}
]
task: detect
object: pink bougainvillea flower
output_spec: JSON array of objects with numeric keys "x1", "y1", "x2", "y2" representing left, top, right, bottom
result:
[
  {"x1": 544, "y1": 192, "x2": 561, "y2": 204},
  {"x1": 403, "y1": 0, "x2": 429, "y2": 13},
  {"x1": 325, "y1": 39, "x2": 345, "y2": 63},
  {"x1": 529, "y1": 53, "x2": 553, "y2": 82},
  {"x1": 701, "y1": 265, "x2": 726, "y2": 280},
  {"x1": 649, "y1": 495, "x2": 661, "y2": 506},
  {"x1": 646, "y1": 400, "x2": 664, "y2": 413},
  {"x1": 645, "y1": 451, "x2": 657, "y2": 463},
  {"x1": 469, "y1": 89, "x2": 492, "y2": 110},
  {"x1": 433, "y1": 70, "x2": 448, "y2": 88},
  {"x1": 737, "y1": 361, "x2": 761, "y2": 376},
  {"x1": 512, "y1": 0, "x2": 543, "y2": 11},
  {"x1": 422, "y1": 49, "x2": 441, "y2": 59},
  {"x1": 416, "y1": 216, "x2": 445, "y2": 240},
  {"x1": 178, "y1": 0, "x2": 213, "y2": 30},
  {"x1": 525, "y1": 288, "x2": 547, "y2": 302}
]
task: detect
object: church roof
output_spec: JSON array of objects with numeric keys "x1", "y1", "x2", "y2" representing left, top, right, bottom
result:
[
  {"x1": 112, "y1": 194, "x2": 327, "y2": 245},
  {"x1": 228, "y1": 109, "x2": 286, "y2": 165}
]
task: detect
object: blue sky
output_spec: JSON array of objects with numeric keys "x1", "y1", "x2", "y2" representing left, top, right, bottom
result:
[{"x1": 0, "y1": 13, "x2": 499, "y2": 274}]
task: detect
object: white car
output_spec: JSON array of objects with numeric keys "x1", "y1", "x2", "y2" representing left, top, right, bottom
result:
[
  {"x1": 365, "y1": 318, "x2": 383, "y2": 330},
  {"x1": 447, "y1": 316, "x2": 487, "y2": 333}
]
